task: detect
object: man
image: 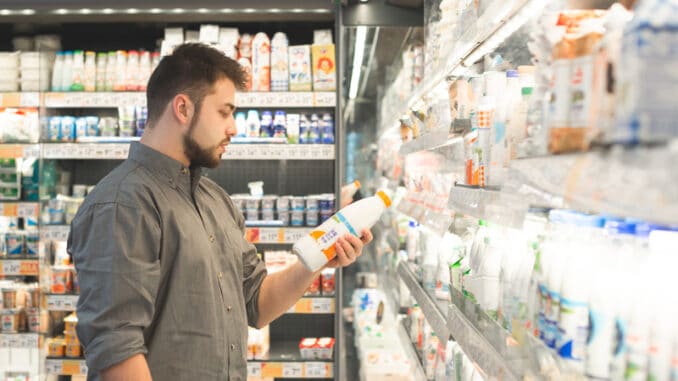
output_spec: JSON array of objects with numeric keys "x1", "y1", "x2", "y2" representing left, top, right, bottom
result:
[{"x1": 68, "y1": 43, "x2": 372, "y2": 381}]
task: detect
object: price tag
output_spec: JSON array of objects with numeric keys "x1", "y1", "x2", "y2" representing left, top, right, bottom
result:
[
  {"x1": 305, "y1": 362, "x2": 330, "y2": 378},
  {"x1": 41, "y1": 225, "x2": 70, "y2": 241},
  {"x1": 314, "y1": 92, "x2": 336, "y2": 107},
  {"x1": 322, "y1": 145, "x2": 334, "y2": 159},
  {"x1": 17, "y1": 203, "x2": 38, "y2": 219},
  {"x1": 48, "y1": 294, "x2": 78, "y2": 311},
  {"x1": 63, "y1": 360, "x2": 82, "y2": 375},
  {"x1": 258, "y1": 228, "x2": 279, "y2": 243},
  {"x1": 311, "y1": 298, "x2": 333, "y2": 313},
  {"x1": 24, "y1": 334, "x2": 39, "y2": 348},
  {"x1": 286, "y1": 146, "x2": 300, "y2": 160},
  {"x1": 19, "y1": 260, "x2": 39, "y2": 275},
  {"x1": 2, "y1": 260, "x2": 21, "y2": 275},
  {"x1": 247, "y1": 362, "x2": 262, "y2": 377},
  {"x1": 282, "y1": 363, "x2": 303, "y2": 378},
  {"x1": 261, "y1": 362, "x2": 283, "y2": 378},
  {"x1": 297, "y1": 147, "x2": 310, "y2": 160},
  {"x1": 45, "y1": 359, "x2": 62, "y2": 374},
  {"x1": 283, "y1": 228, "x2": 308, "y2": 243},
  {"x1": 23, "y1": 144, "x2": 40, "y2": 158}
]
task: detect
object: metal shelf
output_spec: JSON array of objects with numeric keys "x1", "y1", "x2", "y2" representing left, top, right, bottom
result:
[
  {"x1": 508, "y1": 144, "x2": 678, "y2": 225},
  {"x1": 396, "y1": 261, "x2": 449, "y2": 342},
  {"x1": 245, "y1": 227, "x2": 311, "y2": 244},
  {"x1": 396, "y1": 191, "x2": 454, "y2": 236},
  {"x1": 42, "y1": 91, "x2": 336, "y2": 108},
  {"x1": 45, "y1": 358, "x2": 88, "y2": 376},
  {"x1": 40, "y1": 142, "x2": 334, "y2": 160},
  {"x1": 398, "y1": 131, "x2": 452, "y2": 156},
  {"x1": 0, "y1": 144, "x2": 41, "y2": 159},
  {"x1": 447, "y1": 184, "x2": 502, "y2": 219}
]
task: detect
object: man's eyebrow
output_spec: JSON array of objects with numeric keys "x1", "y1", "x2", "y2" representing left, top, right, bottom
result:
[{"x1": 222, "y1": 103, "x2": 236, "y2": 111}]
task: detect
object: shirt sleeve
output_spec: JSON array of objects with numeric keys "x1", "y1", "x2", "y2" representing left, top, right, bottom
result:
[
  {"x1": 235, "y1": 202, "x2": 268, "y2": 327},
  {"x1": 67, "y1": 202, "x2": 161, "y2": 373}
]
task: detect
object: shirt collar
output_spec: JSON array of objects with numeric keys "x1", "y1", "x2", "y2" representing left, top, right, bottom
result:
[{"x1": 128, "y1": 142, "x2": 203, "y2": 194}]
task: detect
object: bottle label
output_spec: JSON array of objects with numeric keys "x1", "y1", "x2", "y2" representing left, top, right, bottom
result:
[
  {"x1": 586, "y1": 308, "x2": 615, "y2": 379},
  {"x1": 544, "y1": 289, "x2": 560, "y2": 348},
  {"x1": 557, "y1": 296, "x2": 589, "y2": 361},
  {"x1": 309, "y1": 212, "x2": 358, "y2": 261}
]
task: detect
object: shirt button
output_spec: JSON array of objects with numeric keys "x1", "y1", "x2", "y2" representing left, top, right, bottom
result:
[
  {"x1": 227, "y1": 305, "x2": 232, "y2": 311},
  {"x1": 180, "y1": 168, "x2": 188, "y2": 174},
  {"x1": 218, "y1": 272, "x2": 223, "y2": 279},
  {"x1": 209, "y1": 235, "x2": 215, "y2": 243},
  {"x1": 230, "y1": 344, "x2": 236, "y2": 351}
]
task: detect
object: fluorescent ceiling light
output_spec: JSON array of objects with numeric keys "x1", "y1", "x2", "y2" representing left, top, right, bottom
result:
[
  {"x1": 243, "y1": 8, "x2": 256, "y2": 13},
  {"x1": 221, "y1": 8, "x2": 233, "y2": 13},
  {"x1": 54, "y1": 8, "x2": 69, "y2": 15},
  {"x1": 349, "y1": 26, "x2": 367, "y2": 99},
  {"x1": 172, "y1": 8, "x2": 185, "y2": 14},
  {"x1": 197, "y1": 8, "x2": 209, "y2": 13},
  {"x1": 79, "y1": 8, "x2": 92, "y2": 14},
  {"x1": 126, "y1": 8, "x2": 139, "y2": 14},
  {"x1": 149, "y1": 8, "x2": 162, "y2": 14},
  {"x1": 0, "y1": 9, "x2": 10, "y2": 15},
  {"x1": 21, "y1": 9, "x2": 35, "y2": 15},
  {"x1": 102, "y1": 8, "x2": 114, "y2": 14}
]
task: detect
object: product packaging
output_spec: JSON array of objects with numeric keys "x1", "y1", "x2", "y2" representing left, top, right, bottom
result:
[
  {"x1": 288, "y1": 45, "x2": 312, "y2": 91},
  {"x1": 251, "y1": 32, "x2": 271, "y2": 92},
  {"x1": 311, "y1": 44, "x2": 336, "y2": 91}
]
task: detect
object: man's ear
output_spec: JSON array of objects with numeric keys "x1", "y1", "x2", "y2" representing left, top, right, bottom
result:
[{"x1": 171, "y1": 94, "x2": 195, "y2": 128}]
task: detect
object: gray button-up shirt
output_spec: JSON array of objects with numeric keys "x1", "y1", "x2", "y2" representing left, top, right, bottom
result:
[{"x1": 68, "y1": 142, "x2": 267, "y2": 381}]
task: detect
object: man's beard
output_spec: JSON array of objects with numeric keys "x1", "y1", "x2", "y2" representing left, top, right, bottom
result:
[{"x1": 183, "y1": 116, "x2": 226, "y2": 169}]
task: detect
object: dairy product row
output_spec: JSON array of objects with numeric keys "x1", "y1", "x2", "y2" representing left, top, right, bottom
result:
[
  {"x1": 235, "y1": 111, "x2": 335, "y2": 144},
  {"x1": 0, "y1": 52, "x2": 53, "y2": 92},
  {"x1": 162, "y1": 26, "x2": 335, "y2": 92},
  {"x1": 0, "y1": 282, "x2": 40, "y2": 334},
  {"x1": 231, "y1": 194, "x2": 335, "y2": 227},
  {"x1": 43, "y1": 107, "x2": 147, "y2": 141},
  {"x1": 46, "y1": 313, "x2": 82, "y2": 359}
]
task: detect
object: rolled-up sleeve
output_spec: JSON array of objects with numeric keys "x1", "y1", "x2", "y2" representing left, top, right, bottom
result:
[
  {"x1": 236, "y1": 210, "x2": 267, "y2": 327},
  {"x1": 67, "y1": 202, "x2": 161, "y2": 373}
]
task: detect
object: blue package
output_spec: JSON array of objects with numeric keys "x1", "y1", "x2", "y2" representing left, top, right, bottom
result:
[
  {"x1": 48, "y1": 117, "x2": 61, "y2": 141},
  {"x1": 86, "y1": 116, "x2": 99, "y2": 137},
  {"x1": 75, "y1": 117, "x2": 88, "y2": 139},
  {"x1": 60, "y1": 116, "x2": 76, "y2": 141}
]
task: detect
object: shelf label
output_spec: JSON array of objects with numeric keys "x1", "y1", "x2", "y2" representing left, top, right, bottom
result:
[
  {"x1": 41, "y1": 225, "x2": 71, "y2": 241},
  {"x1": 261, "y1": 362, "x2": 283, "y2": 378},
  {"x1": 0, "y1": 145, "x2": 25, "y2": 159},
  {"x1": 313, "y1": 92, "x2": 336, "y2": 107},
  {"x1": 0, "y1": 260, "x2": 39, "y2": 276},
  {"x1": 282, "y1": 363, "x2": 303, "y2": 378},
  {"x1": 305, "y1": 362, "x2": 331, "y2": 378},
  {"x1": 17, "y1": 202, "x2": 38, "y2": 219},
  {"x1": 311, "y1": 298, "x2": 333, "y2": 314},
  {"x1": 1, "y1": 333, "x2": 39, "y2": 348},
  {"x1": 47, "y1": 294, "x2": 78, "y2": 311},
  {"x1": 63, "y1": 359, "x2": 85, "y2": 375},
  {"x1": 283, "y1": 228, "x2": 308, "y2": 243},
  {"x1": 45, "y1": 359, "x2": 62, "y2": 374},
  {"x1": 247, "y1": 362, "x2": 262, "y2": 377}
]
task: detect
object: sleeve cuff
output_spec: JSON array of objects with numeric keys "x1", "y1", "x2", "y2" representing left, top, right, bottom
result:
[{"x1": 83, "y1": 326, "x2": 148, "y2": 373}]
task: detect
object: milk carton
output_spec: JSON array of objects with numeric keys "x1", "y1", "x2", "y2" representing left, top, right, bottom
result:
[
  {"x1": 288, "y1": 45, "x2": 312, "y2": 92},
  {"x1": 251, "y1": 32, "x2": 271, "y2": 92},
  {"x1": 238, "y1": 33, "x2": 253, "y2": 59},
  {"x1": 271, "y1": 32, "x2": 290, "y2": 92},
  {"x1": 312, "y1": 44, "x2": 336, "y2": 91},
  {"x1": 238, "y1": 57, "x2": 252, "y2": 91}
]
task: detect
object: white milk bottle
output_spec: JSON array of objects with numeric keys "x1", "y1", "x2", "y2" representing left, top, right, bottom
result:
[{"x1": 293, "y1": 190, "x2": 392, "y2": 272}]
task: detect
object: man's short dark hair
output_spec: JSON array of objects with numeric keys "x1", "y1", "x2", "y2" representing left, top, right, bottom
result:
[{"x1": 146, "y1": 43, "x2": 247, "y2": 127}]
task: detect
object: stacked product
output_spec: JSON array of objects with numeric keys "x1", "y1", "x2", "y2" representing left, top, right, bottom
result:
[
  {"x1": 299, "y1": 337, "x2": 335, "y2": 360},
  {"x1": 0, "y1": 52, "x2": 19, "y2": 92},
  {"x1": 0, "y1": 108, "x2": 40, "y2": 144},
  {"x1": 231, "y1": 194, "x2": 334, "y2": 227},
  {"x1": 0, "y1": 214, "x2": 39, "y2": 258},
  {"x1": 51, "y1": 50, "x2": 160, "y2": 92},
  {"x1": 0, "y1": 283, "x2": 40, "y2": 334},
  {"x1": 46, "y1": 313, "x2": 83, "y2": 359}
]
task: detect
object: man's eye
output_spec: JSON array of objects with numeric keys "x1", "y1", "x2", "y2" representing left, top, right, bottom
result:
[{"x1": 221, "y1": 111, "x2": 230, "y2": 118}]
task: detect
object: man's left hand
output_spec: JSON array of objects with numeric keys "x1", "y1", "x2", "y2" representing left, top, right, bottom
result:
[{"x1": 325, "y1": 229, "x2": 373, "y2": 268}]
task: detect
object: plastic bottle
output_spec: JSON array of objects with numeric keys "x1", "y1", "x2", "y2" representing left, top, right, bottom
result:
[
  {"x1": 292, "y1": 190, "x2": 392, "y2": 271},
  {"x1": 84, "y1": 51, "x2": 96, "y2": 92},
  {"x1": 235, "y1": 112, "x2": 247, "y2": 137},
  {"x1": 422, "y1": 234, "x2": 440, "y2": 293},
  {"x1": 95, "y1": 52, "x2": 107, "y2": 91},
  {"x1": 407, "y1": 220, "x2": 420, "y2": 263},
  {"x1": 299, "y1": 114, "x2": 310, "y2": 144},
  {"x1": 259, "y1": 111, "x2": 273, "y2": 138},
  {"x1": 105, "y1": 51, "x2": 116, "y2": 91},
  {"x1": 435, "y1": 233, "x2": 462, "y2": 301},
  {"x1": 321, "y1": 113, "x2": 335, "y2": 144},
  {"x1": 309, "y1": 113, "x2": 321, "y2": 144},
  {"x1": 270, "y1": 32, "x2": 290, "y2": 91},
  {"x1": 113, "y1": 50, "x2": 127, "y2": 91},
  {"x1": 138, "y1": 51, "x2": 151, "y2": 91},
  {"x1": 246, "y1": 110, "x2": 260, "y2": 138},
  {"x1": 125, "y1": 50, "x2": 139, "y2": 91},
  {"x1": 51, "y1": 52, "x2": 64, "y2": 91},
  {"x1": 557, "y1": 214, "x2": 603, "y2": 370},
  {"x1": 286, "y1": 114, "x2": 300, "y2": 143},
  {"x1": 70, "y1": 50, "x2": 85, "y2": 91},
  {"x1": 273, "y1": 111, "x2": 287, "y2": 139},
  {"x1": 60, "y1": 51, "x2": 74, "y2": 92}
]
